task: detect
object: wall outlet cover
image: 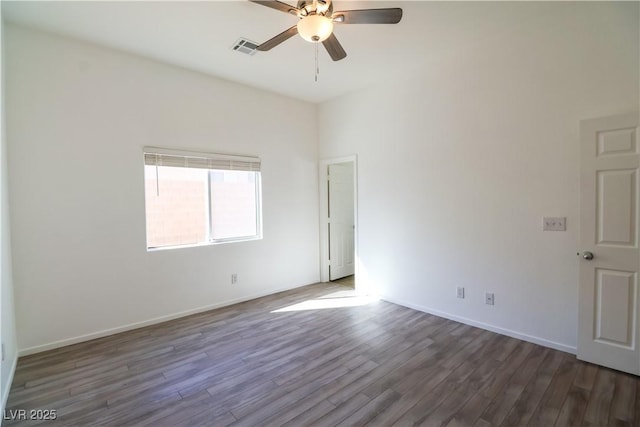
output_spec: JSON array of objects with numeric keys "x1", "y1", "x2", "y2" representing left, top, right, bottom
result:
[{"x1": 485, "y1": 292, "x2": 495, "y2": 305}]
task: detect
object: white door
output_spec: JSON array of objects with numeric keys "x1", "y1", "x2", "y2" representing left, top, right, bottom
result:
[
  {"x1": 578, "y1": 113, "x2": 640, "y2": 375},
  {"x1": 328, "y1": 162, "x2": 355, "y2": 280}
]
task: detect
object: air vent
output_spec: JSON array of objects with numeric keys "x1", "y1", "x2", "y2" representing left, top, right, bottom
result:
[{"x1": 232, "y1": 38, "x2": 259, "y2": 56}]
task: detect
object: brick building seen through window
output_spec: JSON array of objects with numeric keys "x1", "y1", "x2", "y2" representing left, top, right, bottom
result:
[{"x1": 144, "y1": 165, "x2": 261, "y2": 249}]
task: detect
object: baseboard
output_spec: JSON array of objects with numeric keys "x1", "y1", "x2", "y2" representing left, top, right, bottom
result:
[
  {"x1": 1, "y1": 353, "x2": 18, "y2": 421},
  {"x1": 380, "y1": 294, "x2": 577, "y2": 355},
  {"x1": 19, "y1": 282, "x2": 312, "y2": 357}
]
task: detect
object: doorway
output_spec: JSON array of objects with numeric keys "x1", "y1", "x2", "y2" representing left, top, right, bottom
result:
[{"x1": 319, "y1": 156, "x2": 357, "y2": 290}]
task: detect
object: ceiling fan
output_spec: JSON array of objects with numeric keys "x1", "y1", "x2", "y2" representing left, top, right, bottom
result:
[{"x1": 249, "y1": 0, "x2": 403, "y2": 61}]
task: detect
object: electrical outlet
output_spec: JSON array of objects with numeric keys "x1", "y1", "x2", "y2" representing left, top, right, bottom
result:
[
  {"x1": 485, "y1": 292, "x2": 495, "y2": 305},
  {"x1": 456, "y1": 287, "x2": 465, "y2": 299},
  {"x1": 543, "y1": 217, "x2": 566, "y2": 231},
  {"x1": 231, "y1": 274, "x2": 237, "y2": 284}
]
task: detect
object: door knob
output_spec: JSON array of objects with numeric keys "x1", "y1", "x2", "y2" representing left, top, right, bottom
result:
[{"x1": 582, "y1": 251, "x2": 594, "y2": 260}]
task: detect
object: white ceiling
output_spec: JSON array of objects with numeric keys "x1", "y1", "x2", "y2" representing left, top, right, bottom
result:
[{"x1": 2, "y1": 1, "x2": 551, "y2": 103}]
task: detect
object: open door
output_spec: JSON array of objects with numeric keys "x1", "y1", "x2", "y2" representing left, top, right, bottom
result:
[
  {"x1": 578, "y1": 113, "x2": 640, "y2": 375},
  {"x1": 328, "y1": 162, "x2": 355, "y2": 281}
]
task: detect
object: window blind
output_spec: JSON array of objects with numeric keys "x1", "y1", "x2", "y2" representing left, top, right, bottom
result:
[{"x1": 143, "y1": 147, "x2": 261, "y2": 172}]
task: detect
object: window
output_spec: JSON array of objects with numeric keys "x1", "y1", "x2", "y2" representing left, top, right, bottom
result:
[{"x1": 143, "y1": 148, "x2": 262, "y2": 250}]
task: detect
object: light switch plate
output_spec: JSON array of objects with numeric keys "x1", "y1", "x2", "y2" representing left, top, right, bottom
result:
[{"x1": 543, "y1": 217, "x2": 566, "y2": 231}]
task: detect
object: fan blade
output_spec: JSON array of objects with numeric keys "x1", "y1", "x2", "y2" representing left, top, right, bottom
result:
[
  {"x1": 333, "y1": 8, "x2": 402, "y2": 24},
  {"x1": 322, "y1": 33, "x2": 347, "y2": 61},
  {"x1": 249, "y1": 0, "x2": 300, "y2": 15},
  {"x1": 257, "y1": 25, "x2": 299, "y2": 51}
]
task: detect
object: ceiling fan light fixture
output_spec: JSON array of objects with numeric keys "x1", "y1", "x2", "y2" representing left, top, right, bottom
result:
[{"x1": 297, "y1": 15, "x2": 334, "y2": 43}]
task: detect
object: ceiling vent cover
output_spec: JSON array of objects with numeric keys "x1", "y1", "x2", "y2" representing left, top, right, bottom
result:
[{"x1": 232, "y1": 38, "x2": 259, "y2": 56}]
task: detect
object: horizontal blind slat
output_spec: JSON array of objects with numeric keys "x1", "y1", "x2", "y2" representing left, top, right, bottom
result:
[{"x1": 144, "y1": 150, "x2": 260, "y2": 172}]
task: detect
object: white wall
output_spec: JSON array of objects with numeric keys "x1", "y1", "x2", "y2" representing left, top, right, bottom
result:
[
  {"x1": 6, "y1": 25, "x2": 319, "y2": 353},
  {"x1": 1, "y1": 9, "x2": 19, "y2": 415},
  {"x1": 319, "y1": 2, "x2": 639, "y2": 352}
]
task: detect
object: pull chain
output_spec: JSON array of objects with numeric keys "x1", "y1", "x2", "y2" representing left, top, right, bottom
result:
[{"x1": 315, "y1": 42, "x2": 319, "y2": 82}]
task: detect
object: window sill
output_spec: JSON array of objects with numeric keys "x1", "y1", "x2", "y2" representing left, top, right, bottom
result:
[{"x1": 146, "y1": 236, "x2": 262, "y2": 252}]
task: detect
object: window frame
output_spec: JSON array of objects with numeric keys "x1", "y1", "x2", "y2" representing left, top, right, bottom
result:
[
  {"x1": 143, "y1": 147, "x2": 263, "y2": 251},
  {"x1": 206, "y1": 170, "x2": 263, "y2": 245}
]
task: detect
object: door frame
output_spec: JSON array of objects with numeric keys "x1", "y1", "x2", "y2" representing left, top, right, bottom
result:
[{"x1": 319, "y1": 155, "x2": 358, "y2": 289}]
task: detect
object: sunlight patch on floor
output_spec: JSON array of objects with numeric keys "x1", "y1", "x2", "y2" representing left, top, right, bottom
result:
[
  {"x1": 271, "y1": 294, "x2": 378, "y2": 313},
  {"x1": 317, "y1": 289, "x2": 358, "y2": 299}
]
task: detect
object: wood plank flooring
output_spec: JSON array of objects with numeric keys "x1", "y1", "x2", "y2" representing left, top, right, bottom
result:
[{"x1": 4, "y1": 280, "x2": 640, "y2": 426}]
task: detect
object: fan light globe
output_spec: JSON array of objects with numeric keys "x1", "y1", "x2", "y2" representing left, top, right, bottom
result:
[{"x1": 297, "y1": 15, "x2": 334, "y2": 43}]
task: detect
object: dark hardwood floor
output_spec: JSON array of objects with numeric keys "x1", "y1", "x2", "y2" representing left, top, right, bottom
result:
[{"x1": 4, "y1": 280, "x2": 639, "y2": 426}]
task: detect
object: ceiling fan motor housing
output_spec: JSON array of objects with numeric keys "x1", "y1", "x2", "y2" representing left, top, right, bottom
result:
[{"x1": 297, "y1": 0, "x2": 333, "y2": 17}]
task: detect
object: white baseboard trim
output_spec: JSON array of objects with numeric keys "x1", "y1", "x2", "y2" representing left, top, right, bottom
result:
[
  {"x1": 380, "y1": 294, "x2": 577, "y2": 355},
  {"x1": 19, "y1": 282, "x2": 312, "y2": 357},
  {"x1": 1, "y1": 353, "x2": 18, "y2": 419}
]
